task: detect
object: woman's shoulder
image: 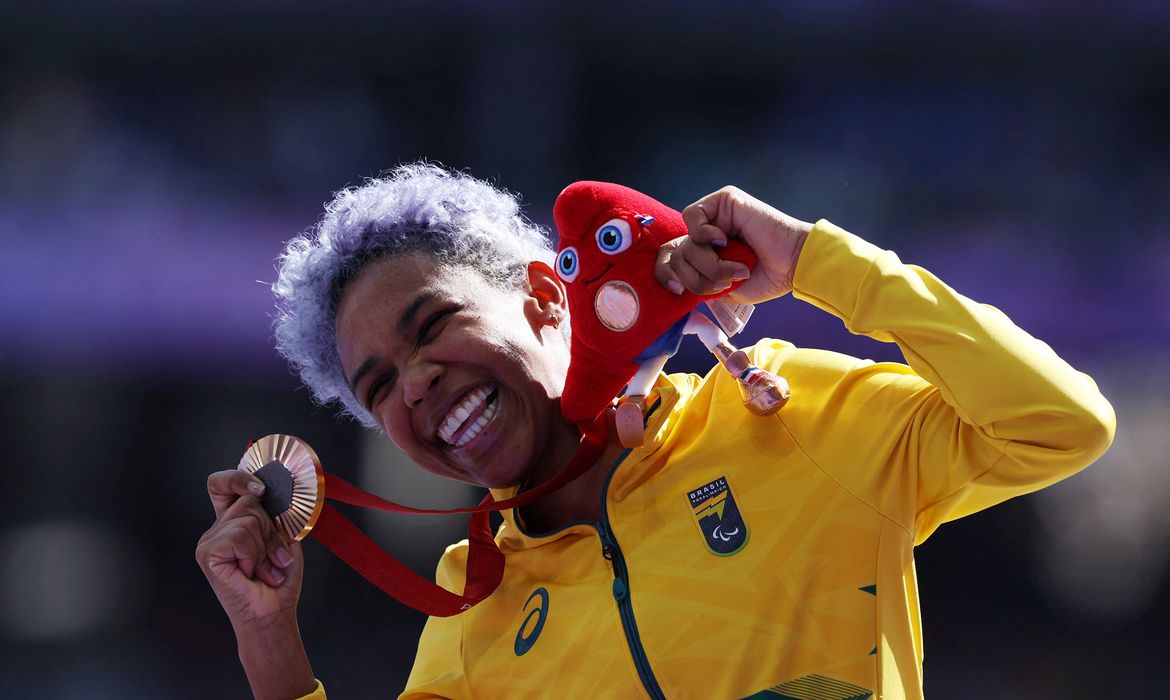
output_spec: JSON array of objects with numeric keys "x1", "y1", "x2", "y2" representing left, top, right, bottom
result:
[
  {"x1": 433, "y1": 539, "x2": 471, "y2": 590},
  {"x1": 661, "y1": 337, "x2": 815, "y2": 391},
  {"x1": 661, "y1": 337, "x2": 907, "y2": 422}
]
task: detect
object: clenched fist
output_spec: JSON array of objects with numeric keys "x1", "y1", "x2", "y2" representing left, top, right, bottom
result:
[{"x1": 656, "y1": 186, "x2": 812, "y2": 304}]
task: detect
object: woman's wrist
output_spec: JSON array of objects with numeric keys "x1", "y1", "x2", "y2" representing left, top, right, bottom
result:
[
  {"x1": 777, "y1": 217, "x2": 812, "y2": 288},
  {"x1": 236, "y1": 616, "x2": 317, "y2": 700}
]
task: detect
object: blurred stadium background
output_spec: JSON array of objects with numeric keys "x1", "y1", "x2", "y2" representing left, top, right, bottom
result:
[{"x1": 1, "y1": 1, "x2": 1167, "y2": 697}]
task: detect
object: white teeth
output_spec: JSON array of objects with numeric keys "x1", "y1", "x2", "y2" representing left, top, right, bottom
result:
[
  {"x1": 437, "y1": 386, "x2": 497, "y2": 445},
  {"x1": 454, "y1": 395, "x2": 498, "y2": 447}
]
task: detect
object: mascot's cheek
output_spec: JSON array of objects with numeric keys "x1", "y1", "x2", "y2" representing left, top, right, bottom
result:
[{"x1": 594, "y1": 281, "x2": 639, "y2": 332}]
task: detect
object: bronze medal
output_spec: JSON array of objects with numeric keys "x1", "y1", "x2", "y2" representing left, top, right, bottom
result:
[{"x1": 238, "y1": 434, "x2": 325, "y2": 542}]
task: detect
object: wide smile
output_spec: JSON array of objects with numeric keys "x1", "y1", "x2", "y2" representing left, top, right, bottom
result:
[{"x1": 436, "y1": 383, "x2": 501, "y2": 449}]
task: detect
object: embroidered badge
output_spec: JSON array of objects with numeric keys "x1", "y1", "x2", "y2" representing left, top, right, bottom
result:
[{"x1": 687, "y1": 476, "x2": 749, "y2": 556}]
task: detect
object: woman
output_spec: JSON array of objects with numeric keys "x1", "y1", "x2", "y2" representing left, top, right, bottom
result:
[{"x1": 197, "y1": 163, "x2": 1115, "y2": 699}]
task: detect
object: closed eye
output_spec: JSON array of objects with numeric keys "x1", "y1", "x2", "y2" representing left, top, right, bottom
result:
[
  {"x1": 366, "y1": 371, "x2": 396, "y2": 410},
  {"x1": 418, "y1": 306, "x2": 461, "y2": 345}
]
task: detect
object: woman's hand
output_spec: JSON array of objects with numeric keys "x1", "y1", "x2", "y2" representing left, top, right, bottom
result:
[
  {"x1": 197, "y1": 470, "x2": 303, "y2": 627},
  {"x1": 196, "y1": 470, "x2": 316, "y2": 699},
  {"x1": 655, "y1": 186, "x2": 813, "y2": 305}
]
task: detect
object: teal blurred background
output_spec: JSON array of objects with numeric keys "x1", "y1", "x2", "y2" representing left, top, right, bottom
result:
[{"x1": 0, "y1": 2, "x2": 1167, "y2": 697}]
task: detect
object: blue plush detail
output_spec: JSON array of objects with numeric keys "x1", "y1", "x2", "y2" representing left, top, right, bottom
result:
[
  {"x1": 635, "y1": 316, "x2": 689, "y2": 363},
  {"x1": 597, "y1": 224, "x2": 625, "y2": 253}
]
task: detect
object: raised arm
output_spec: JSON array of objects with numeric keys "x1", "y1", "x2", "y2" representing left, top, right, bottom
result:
[
  {"x1": 658, "y1": 187, "x2": 1115, "y2": 542},
  {"x1": 196, "y1": 470, "x2": 320, "y2": 699}
]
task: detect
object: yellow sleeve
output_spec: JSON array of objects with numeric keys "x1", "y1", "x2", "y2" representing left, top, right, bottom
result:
[
  {"x1": 774, "y1": 220, "x2": 1115, "y2": 544},
  {"x1": 398, "y1": 543, "x2": 473, "y2": 699},
  {"x1": 294, "y1": 679, "x2": 326, "y2": 699}
]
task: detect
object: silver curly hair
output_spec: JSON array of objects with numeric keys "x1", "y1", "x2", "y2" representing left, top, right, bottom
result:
[{"x1": 273, "y1": 162, "x2": 556, "y2": 427}]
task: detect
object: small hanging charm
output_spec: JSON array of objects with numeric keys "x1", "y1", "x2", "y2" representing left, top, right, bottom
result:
[{"x1": 711, "y1": 341, "x2": 790, "y2": 416}]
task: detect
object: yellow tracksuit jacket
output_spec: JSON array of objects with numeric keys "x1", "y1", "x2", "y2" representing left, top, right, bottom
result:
[{"x1": 300, "y1": 220, "x2": 1114, "y2": 699}]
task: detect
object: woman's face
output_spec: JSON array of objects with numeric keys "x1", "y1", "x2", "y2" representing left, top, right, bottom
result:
[{"x1": 335, "y1": 254, "x2": 572, "y2": 489}]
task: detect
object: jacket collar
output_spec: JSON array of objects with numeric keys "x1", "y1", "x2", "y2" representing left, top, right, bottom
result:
[{"x1": 489, "y1": 371, "x2": 692, "y2": 551}]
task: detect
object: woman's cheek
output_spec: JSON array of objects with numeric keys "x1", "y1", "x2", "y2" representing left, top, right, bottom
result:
[{"x1": 380, "y1": 406, "x2": 413, "y2": 448}]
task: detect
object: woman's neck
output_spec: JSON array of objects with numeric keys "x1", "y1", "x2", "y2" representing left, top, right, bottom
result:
[{"x1": 515, "y1": 416, "x2": 625, "y2": 532}]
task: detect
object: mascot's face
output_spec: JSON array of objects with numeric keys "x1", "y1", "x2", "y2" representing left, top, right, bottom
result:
[
  {"x1": 551, "y1": 181, "x2": 697, "y2": 424},
  {"x1": 554, "y1": 214, "x2": 659, "y2": 333}
]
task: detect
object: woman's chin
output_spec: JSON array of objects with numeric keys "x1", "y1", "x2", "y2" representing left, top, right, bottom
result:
[{"x1": 475, "y1": 461, "x2": 532, "y2": 491}]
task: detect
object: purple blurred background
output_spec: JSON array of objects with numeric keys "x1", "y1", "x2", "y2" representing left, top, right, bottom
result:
[{"x1": 1, "y1": 2, "x2": 1167, "y2": 697}]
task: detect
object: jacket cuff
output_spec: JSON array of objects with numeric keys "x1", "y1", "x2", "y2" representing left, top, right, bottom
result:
[
  {"x1": 791, "y1": 219, "x2": 886, "y2": 325},
  {"x1": 294, "y1": 679, "x2": 326, "y2": 700}
]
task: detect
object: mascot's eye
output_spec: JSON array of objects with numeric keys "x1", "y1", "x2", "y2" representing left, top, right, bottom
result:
[
  {"x1": 556, "y1": 246, "x2": 580, "y2": 283},
  {"x1": 595, "y1": 219, "x2": 633, "y2": 255}
]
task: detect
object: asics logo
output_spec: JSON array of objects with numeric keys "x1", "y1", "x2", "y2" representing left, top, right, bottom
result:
[{"x1": 514, "y1": 587, "x2": 550, "y2": 656}]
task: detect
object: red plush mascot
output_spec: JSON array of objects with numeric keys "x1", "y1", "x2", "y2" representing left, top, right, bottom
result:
[{"x1": 552, "y1": 181, "x2": 791, "y2": 447}]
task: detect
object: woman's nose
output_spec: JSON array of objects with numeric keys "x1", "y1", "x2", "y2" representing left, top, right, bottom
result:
[{"x1": 401, "y1": 359, "x2": 443, "y2": 407}]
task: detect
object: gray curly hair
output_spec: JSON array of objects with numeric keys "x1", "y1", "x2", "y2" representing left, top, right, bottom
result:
[{"x1": 273, "y1": 162, "x2": 556, "y2": 427}]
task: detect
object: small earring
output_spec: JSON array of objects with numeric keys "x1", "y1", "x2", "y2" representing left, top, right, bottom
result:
[{"x1": 547, "y1": 313, "x2": 561, "y2": 329}]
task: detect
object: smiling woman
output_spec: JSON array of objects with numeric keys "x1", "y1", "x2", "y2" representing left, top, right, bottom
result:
[
  {"x1": 195, "y1": 162, "x2": 1115, "y2": 700},
  {"x1": 333, "y1": 253, "x2": 578, "y2": 489},
  {"x1": 271, "y1": 163, "x2": 560, "y2": 430}
]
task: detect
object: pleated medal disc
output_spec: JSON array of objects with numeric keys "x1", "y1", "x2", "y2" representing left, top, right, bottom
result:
[{"x1": 238, "y1": 435, "x2": 326, "y2": 542}]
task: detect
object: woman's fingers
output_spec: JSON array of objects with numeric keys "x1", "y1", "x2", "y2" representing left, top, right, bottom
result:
[
  {"x1": 678, "y1": 186, "x2": 813, "y2": 305},
  {"x1": 681, "y1": 187, "x2": 743, "y2": 245},
  {"x1": 198, "y1": 494, "x2": 286, "y2": 586},
  {"x1": 208, "y1": 469, "x2": 266, "y2": 520},
  {"x1": 256, "y1": 558, "x2": 285, "y2": 587},
  {"x1": 656, "y1": 236, "x2": 750, "y2": 295},
  {"x1": 224, "y1": 495, "x2": 295, "y2": 588},
  {"x1": 683, "y1": 213, "x2": 731, "y2": 248},
  {"x1": 671, "y1": 249, "x2": 727, "y2": 295},
  {"x1": 196, "y1": 469, "x2": 306, "y2": 631},
  {"x1": 654, "y1": 242, "x2": 686, "y2": 294},
  {"x1": 683, "y1": 240, "x2": 751, "y2": 285},
  {"x1": 254, "y1": 535, "x2": 301, "y2": 590},
  {"x1": 198, "y1": 520, "x2": 264, "y2": 580},
  {"x1": 261, "y1": 532, "x2": 296, "y2": 587}
]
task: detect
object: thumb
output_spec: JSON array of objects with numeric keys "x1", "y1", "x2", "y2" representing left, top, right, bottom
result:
[{"x1": 654, "y1": 238, "x2": 687, "y2": 295}]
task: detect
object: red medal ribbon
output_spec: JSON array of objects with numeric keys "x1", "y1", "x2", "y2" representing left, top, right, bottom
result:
[{"x1": 308, "y1": 411, "x2": 609, "y2": 617}]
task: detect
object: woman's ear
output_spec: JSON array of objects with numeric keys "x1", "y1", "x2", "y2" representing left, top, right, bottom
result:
[{"x1": 525, "y1": 261, "x2": 568, "y2": 330}]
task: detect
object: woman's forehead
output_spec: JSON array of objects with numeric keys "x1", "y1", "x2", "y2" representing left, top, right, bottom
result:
[
  {"x1": 350, "y1": 254, "x2": 503, "y2": 306},
  {"x1": 336, "y1": 255, "x2": 506, "y2": 359}
]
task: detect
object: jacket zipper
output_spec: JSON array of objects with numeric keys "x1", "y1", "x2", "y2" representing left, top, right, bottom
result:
[
  {"x1": 597, "y1": 396, "x2": 665, "y2": 699},
  {"x1": 597, "y1": 510, "x2": 665, "y2": 699},
  {"x1": 512, "y1": 399, "x2": 666, "y2": 697}
]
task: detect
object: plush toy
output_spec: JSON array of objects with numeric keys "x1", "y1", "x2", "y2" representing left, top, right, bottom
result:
[{"x1": 552, "y1": 181, "x2": 790, "y2": 446}]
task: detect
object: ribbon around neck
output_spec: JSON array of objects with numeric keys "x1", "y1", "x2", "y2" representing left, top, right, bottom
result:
[{"x1": 304, "y1": 411, "x2": 610, "y2": 617}]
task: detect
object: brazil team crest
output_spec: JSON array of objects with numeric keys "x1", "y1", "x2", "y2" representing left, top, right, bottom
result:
[{"x1": 687, "y1": 476, "x2": 749, "y2": 556}]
